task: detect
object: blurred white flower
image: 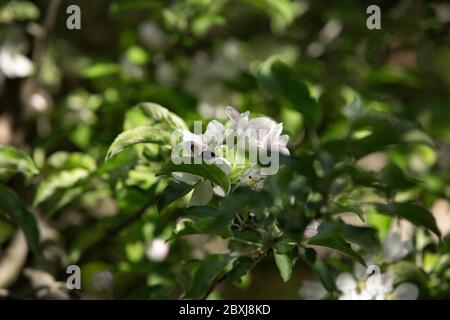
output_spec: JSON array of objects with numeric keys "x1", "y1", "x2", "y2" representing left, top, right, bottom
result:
[
  {"x1": 336, "y1": 268, "x2": 419, "y2": 300},
  {"x1": 0, "y1": 29, "x2": 33, "y2": 78},
  {"x1": 155, "y1": 60, "x2": 177, "y2": 86},
  {"x1": 120, "y1": 56, "x2": 144, "y2": 79},
  {"x1": 209, "y1": 39, "x2": 246, "y2": 80},
  {"x1": 299, "y1": 280, "x2": 328, "y2": 300},
  {"x1": 145, "y1": 238, "x2": 170, "y2": 262},
  {"x1": 382, "y1": 232, "x2": 412, "y2": 262},
  {"x1": 138, "y1": 21, "x2": 170, "y2": 51},
  {"x1": 92, "y1": 271, "x2": 113, "y2": 292}
]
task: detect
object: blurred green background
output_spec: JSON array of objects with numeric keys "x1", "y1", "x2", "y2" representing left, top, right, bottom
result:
[{"x1": 0, "y1": 0, "x2": 449, "y2": 299}]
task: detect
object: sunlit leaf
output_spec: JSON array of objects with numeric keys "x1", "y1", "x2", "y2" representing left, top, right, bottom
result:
[
  {"x1": 306, "y1": 234, "x2": 366, "y2": 266},
  {"x1": 105, "y1": 125, "x2": 170, "y2": 161},
  {"x1": 33, "y1": 168, "x2": 90, "y2": 207},
  {"x1": 0, "y1": 145, "x2": 39, "y2": 181},
  {"x1": 274, "y1": 252, "x2": 293, "y2": 282},
  {"x1": 0, "y1": 0, "x2": 39, "y2": 23},
  {"x1": 373, "y1": 202, "x2": 441, "y2": 238},
  {"x1": 137, "y1": 102, "x2": 188, "y2": 130}
]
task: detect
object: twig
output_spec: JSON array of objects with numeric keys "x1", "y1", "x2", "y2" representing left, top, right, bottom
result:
[
  {"x1": 200, "y1": 249, "x2": 269, "y2": 300},
  {"x1": 288, "y1": 128, "x2": 305, "y2": 152},
  {"x1": 31, "y1": 0, "x2": 62, "y2": 74}
]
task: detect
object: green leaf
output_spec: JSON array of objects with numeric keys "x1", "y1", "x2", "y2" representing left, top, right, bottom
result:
[
  {"x1": 39, "y1": 186, "x2": 84, "y2": 216},
  {"x1": 169, "y1": 219, "x2": 231, "y2": 240},
  {"x1": 170, "y1": 189, "x2": 270, "y2": 239},
  {"x1": 157, "y1": 181, "x2": 195, "y2": 213},
  {"x1": 373, "y1": 202, "x2": 441, "y2": 238},
  {"x1": 342, "y1": 224, "x2": 380, "y2": 251},
  {"x1": 377, "y1": 164, "x2": 420, "y2": 191},
  {"x1": 80, "y1": 62, "x2": 120, "y2": 79},
  {"x1": 301, "y1": 248, "x2": 337, "y2": 293},
  {"x1": 350, "y1": 112, "x2": 434, "y2": 159},
  {"x1": 258, "y1": 59, "x2": 320, "y2": 126},
  {"x1": 306, "y1": 234, "x2": 366, "y2": 267},
  {"x1": 185, "y1": 254, "x2": 231, "y2": 299},
  {"x1": 137, "y1": 102, "x2": 188, "y2": 130},
  {"x1": 274, "y1": 252, "x2": 293, "y2": 282},
  {"x1": 0, "y1": 0, "x2": 40, "y2": 23},
  {"x1": 33, "y1": 168, "x2": 90, "y2": 207},
  {"x1": 158, "y1": 159, "x2": 230, "y2": 196},
  {"x1": 180, "y1": 206, "x2": 222, "y2": 219},
  {"x1": 45, "y1": 152, "x2": 96, "y2": 172},
  {"x1": 0, "y1": 145, "x2": 39, "y2": 181},
  {"x1": 105, "y1": 125, "x2": 170, "y2": 161},
  {"x1": 0, "y1": 183, "x2": 40, "y2": 255},
  {"x1": 226, "y1": 256, "x2": 257, "y2": 285},
  {"x1": 327, "y1": 202, "x2": 365, "y2": 222}
]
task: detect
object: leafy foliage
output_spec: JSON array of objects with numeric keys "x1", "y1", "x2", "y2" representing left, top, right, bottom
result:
[{"x1": 0, "y1": 0, "x2": 448, "y2": 301}]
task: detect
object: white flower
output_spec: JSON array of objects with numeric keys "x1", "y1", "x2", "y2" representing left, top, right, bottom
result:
[
  {"x1": 382, "y1": 232, "x2": 412, "y2": 262},
  {"x1": 238, "y1": 166, "x2": 265, "y2": 191},
  {"x1": 336, "y1": 268, "x2": 419, "y2": 300},
  {"x1": 226, "y1": 106, "x2": 249, "y2": 138},
  {"x1": 92, "y1": 271, "x2": 113, "y2": 292},
  {"x1": 0, "y1": 30, "x2": 33, "y2": 78},
  {"x1": 172, "y1": 121, "x2": 230, "y2": 205},
  {"x1": 226, "y1": 106, "x2": 289, "y2": 156},
  {"x1": 203, "y1": 120, "x2": 225, "y2": 152},
  {"x1": 299, "y1": 280, "x2": 328, "y2": 300},
  {"x1": 138, "y1": 21, "x2": 170, "y2": 51},
  {"x1": 155, "y1": 60, "x2": 177, "y2": 86},
  {"x1": 145, "y1": 238, "x2": 170, "y2": 262},
  {"x1": 244, "y1": 117, "x2": 290, "y2": 156},
  {"x1": 388, "y1": 282, "x2": 419, "y2": 300}
]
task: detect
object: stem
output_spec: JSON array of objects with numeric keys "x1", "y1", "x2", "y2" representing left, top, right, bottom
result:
[
  {"x1": 31, "y1": 0, "x2": 62, "y2": 74},
  {"x1": 200, "y1": 248, "x2": 269, "y2": 300}
]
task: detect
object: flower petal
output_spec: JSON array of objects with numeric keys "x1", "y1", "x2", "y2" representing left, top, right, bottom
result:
[
  {"x1": 172, "y1": 172, "x2": 201, "y2": 185},
  {"x1": 299, "y1": 280, "x2": 328, "y2": 300},
  {"x1": 226, "y1": 106, "x2": 240, "y2": 121},
  {"x1": 393, "y1": 283, "x2": 419, "y2": 300},
  {"x1": 189, "y1": 180, "x2": 213, "y2": 206},
  {"x1": 336, "y1": 273, "x2": 357, "y2": 293},
  {"x1": 382, "y1": 232, "x2": 408, "y2": 262}
]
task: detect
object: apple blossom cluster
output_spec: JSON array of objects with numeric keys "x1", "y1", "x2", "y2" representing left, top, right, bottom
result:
[
  {"x1": 299, "y1": 231, "x2": 418, "y2": 300},
  {"x1": 170, "y1": 106, "x2": 290, "y2": 206},
  {"x1": 335, "y1": 267, "x2": 418, "y2": 300}
]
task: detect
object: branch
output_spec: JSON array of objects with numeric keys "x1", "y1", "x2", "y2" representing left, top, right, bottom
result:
[
  {"x1": 200, "y1": 249, "x2": 269, "y2": 300},
  {"x1": 31, "y1": 0, "x2": 62, "y2": 74},
  {"x1": 0, "y1": 231, "x2": 28, "y2": 289}
]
